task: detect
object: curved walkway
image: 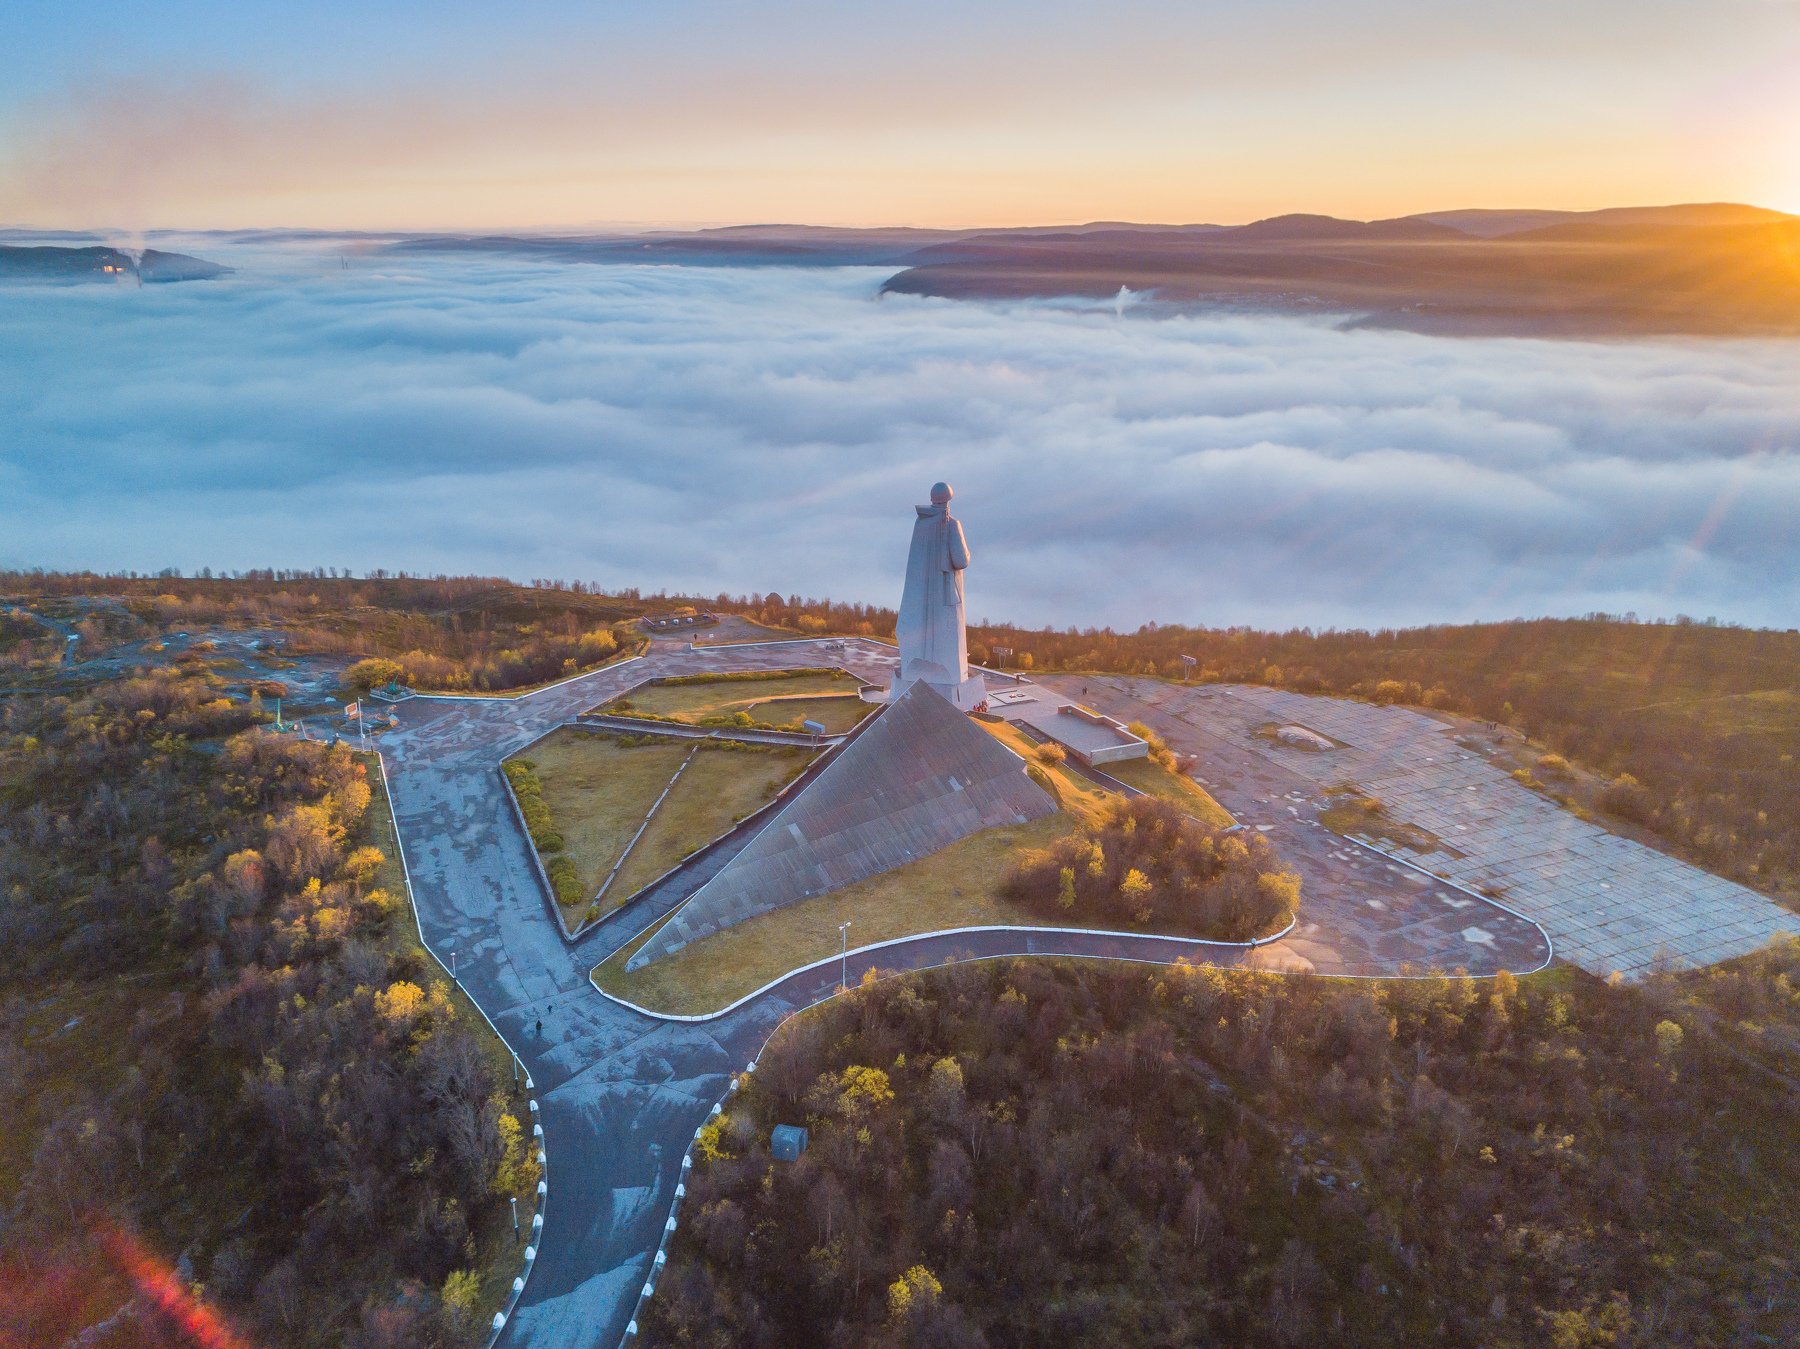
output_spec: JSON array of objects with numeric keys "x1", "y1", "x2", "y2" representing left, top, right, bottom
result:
[
  {"x1": 370, "y1": 638, "x2": 1550, "y2": 1349},
  {"x1": 592, "y1": 916, "x2": 1307, "y2": 1023}
]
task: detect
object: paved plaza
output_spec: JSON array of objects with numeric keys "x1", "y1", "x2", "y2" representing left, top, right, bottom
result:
[
  {"x1": 1067, "y1": 677, "x2": 1800, "y2": 979},
  {"x1": 366, "y1": 639, "x2": 1564, "y2": 1349}
]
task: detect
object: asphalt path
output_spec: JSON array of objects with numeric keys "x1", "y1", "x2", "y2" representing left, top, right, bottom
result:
[{"x1": 371, "y1": 641, "x2": 1551, "y2": 1348}]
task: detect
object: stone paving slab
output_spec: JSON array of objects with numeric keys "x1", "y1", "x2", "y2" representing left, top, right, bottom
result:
[{"x1": 1071, "y1": 678, "x2": 1800, "y2": 980}]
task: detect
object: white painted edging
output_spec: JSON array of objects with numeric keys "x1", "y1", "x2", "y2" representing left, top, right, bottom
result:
[
  {"x1": 405, "y1": 652, "x2": 649, "y2": 705},
  {"x1": 498, "y1": 672, "x2": 860, "y2": 945},
  {"x1": 368, "y1": 755, "x2": 547, "y2": 1349},
  {"x1": 406, "y1": 630, "x2": 879, "y2": 711},
  {"x1": 576, "y1": 712, "x2": 846, "y2": 749},
  {"x1": 593, "y1": 914, "x2": 1300, "y2": 1023},
  {"x1": 1344, "y1": 833, "x2": 1555, "y2": 976}
]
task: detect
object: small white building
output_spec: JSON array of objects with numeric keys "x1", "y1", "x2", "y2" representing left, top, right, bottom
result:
[{"x1": 1014, "y1": 702, "x2": 1149, "y2": 767}]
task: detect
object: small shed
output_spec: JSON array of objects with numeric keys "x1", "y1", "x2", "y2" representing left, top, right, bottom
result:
[{"x1": 771, "y1": 1124, "x2": 808, "y2": 1162}]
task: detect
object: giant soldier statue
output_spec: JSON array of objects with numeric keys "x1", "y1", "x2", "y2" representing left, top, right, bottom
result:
[{"x1": 893, "y1": 481, "x2": 987, "y2": 710}]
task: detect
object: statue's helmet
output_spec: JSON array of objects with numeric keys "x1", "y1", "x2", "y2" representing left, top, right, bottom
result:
[{"x1": 930, "y1": 481, "x2": 953, "y2": 505}]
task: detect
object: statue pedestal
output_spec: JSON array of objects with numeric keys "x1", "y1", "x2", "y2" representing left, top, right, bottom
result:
[{"x1": 890, "y1": 673, "x2": 987, "y2": 712}]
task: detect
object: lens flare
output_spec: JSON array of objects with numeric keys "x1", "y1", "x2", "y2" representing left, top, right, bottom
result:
[{"x1": 92, "y1": 1219, "x2": 255, "y2": 1349}]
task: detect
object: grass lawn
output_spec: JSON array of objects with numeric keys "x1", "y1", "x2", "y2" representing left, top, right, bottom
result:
[
  {"x1": 1103, "y1": 756, "x2": 1235, "y2": 828},
  {"x1": 360, "y1": 754, "x2": 544, "y2": 1338},
  {"x1": 739, "y1": 692, "x2": 871, "y2": 734},
  {"x1": 978, "y1": 718, "x2": 1115, "y2": 826},
  {"x1": 603, "y1": 670, "x2": 871, "y2": 731},
  {"x1": 608, "y1": 743, "x2": 814, "y2": 901},
  {"x1": 522, "y1": 730, "x2": 693, "y2": 924},
  {"x1": 521, "y1": 729, "x2": 818, "y2": 922},
  {"x1": 592, "y1": 812, "x2": 1079, "y2": 1016}
]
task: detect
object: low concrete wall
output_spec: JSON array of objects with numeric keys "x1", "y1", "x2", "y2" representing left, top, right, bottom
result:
[
  {"x1": 573, "y1": 713, "x2": 844, "y2": 748},
  {"x1": 1084, "y1": 739, "x2": 1149, "y2": 767}
]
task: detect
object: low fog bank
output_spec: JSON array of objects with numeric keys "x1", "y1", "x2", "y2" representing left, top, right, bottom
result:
[{"x1": 1, "y1": 246, "x2": 1794, "y2": 632}]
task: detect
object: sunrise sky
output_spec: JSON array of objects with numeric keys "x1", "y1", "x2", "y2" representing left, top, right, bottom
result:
[{"x1": 5, "y1": 0, "x2": 1799, "y2": 231}]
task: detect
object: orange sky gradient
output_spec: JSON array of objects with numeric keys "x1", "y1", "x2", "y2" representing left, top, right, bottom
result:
[{"x1": 3, "y1": 1, "x2": 1799, "y2": 231}]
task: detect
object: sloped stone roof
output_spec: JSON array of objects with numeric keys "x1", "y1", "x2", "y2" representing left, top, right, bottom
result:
[{"x1": 626, "y1": 681, "x2": 1056, "y2": 969}]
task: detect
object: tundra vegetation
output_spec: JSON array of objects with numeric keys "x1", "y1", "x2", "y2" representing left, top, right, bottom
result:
[
  {"x1": 4, "y1": 572, "x2": 646, "y2": 695},
  {"x1": 645, "y1": 948, "x2": 1800, "y2": 1348},
  {"x1": 728, "y1": 595, "x2": 1799, "y2": 904},
  {"x1": 9, "y1": 577, "x2": 1789, "y2": 900},
  {"x1": 951, "y1": 616, "x2": 1800, "y2": 904},
  {"x1": 0, "y1": 671, "x2": 534, "y2": 1347},
  {"x1": 2, "y1": 577, "x2": 1795, "y2": 1344},
  {"x1": 1004, "y1": 797, "x2": 1299, "y2": 940}
]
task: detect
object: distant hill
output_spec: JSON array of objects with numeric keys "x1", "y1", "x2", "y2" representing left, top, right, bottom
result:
[
  {"x1": 392, "y1": 227, "x2": 964, "y2": 268},
  {"x1": 879, "y1": 205, "x2": 1800, "y2": 337},
  {"x1": 316, "y1": 202, "x2": 1800, "y2": 335},
  {"x1": 1415, "y1": 202, "x2": 1794, "y2": 238},
  {"x1": 0, "y1": 244, "x2": 232, "y2": 284},
  {"x1": 0, "y1": 245, "x2": 138, "y2": 281},
  {"x1": 138, "y1": 248, "x2": 234, "y2": 282},
  {"x1": 391, "y1": 221, "x2": 1231, "y2": 269},
  {"x1": 1210, "y1": 212, "x2": 1462, "y2": 243}
]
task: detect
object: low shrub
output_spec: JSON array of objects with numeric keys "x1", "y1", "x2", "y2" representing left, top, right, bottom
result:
[
  {"x1": 1005, "y1": 797, "x2": 1297, "y2": 939},
  {"x1": 545, "y1": 854, "x2": 583, "y2": 907}
]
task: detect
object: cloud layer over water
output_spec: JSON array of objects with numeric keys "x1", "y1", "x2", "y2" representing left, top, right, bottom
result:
[{"x1": 2, "y1": 247, "x2": 1795, "y2": 631}]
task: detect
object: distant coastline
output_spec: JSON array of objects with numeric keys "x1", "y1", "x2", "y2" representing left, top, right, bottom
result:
[
  {"x1": 373, "y1": 202, "x2": 1800, "y2": 339},
  {"x1": 0, "y1": 244, "x2": 233, "y2": 285},
  {"x1": 11, "y1": 202, "x2": 1797, "y2": 337}
]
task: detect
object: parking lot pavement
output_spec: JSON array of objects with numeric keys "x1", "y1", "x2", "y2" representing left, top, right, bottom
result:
[{"x1": 1062, "y1": 676, "x2": 1800, "y2": 980}]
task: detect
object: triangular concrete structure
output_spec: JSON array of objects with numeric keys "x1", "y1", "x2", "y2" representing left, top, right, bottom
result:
[{"x1": 626, "y1": 681, "x2": 1056, "y2": 969}]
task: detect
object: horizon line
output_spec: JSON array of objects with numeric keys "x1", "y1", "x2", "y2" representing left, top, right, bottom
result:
[{"x1": 3, "y1": 198, "x2": 1792, "y2": 240}]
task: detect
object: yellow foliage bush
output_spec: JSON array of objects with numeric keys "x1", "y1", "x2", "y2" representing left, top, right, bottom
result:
[
  {"x1": 887, "y1": 1264, "x2": 942, "y2": 1321},
  {"x1": 836, "y1": 1065, "x2": 894, "y2": 1117},
  {"x1": 376, "y1": 981, "x2": 425, "y2": 1022},
  {"x1": 696, "y1": 1115, "x2": 733, "y2": 1163}
]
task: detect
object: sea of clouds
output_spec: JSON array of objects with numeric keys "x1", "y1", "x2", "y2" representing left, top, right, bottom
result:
[{"x1": 2, "y1": 243, "x2": 1795, "y2": 632}]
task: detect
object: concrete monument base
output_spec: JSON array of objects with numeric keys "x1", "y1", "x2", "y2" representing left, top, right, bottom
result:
[{"x1": 890, "y1": 671, "x2": 987, "y2": 711}]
